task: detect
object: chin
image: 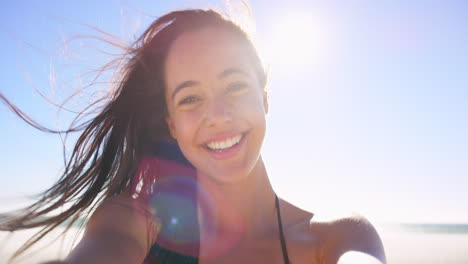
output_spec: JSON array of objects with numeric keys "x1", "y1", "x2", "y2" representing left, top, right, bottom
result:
[{"x1": 198, "y1": 167, "x2": 252, "y2": 185}]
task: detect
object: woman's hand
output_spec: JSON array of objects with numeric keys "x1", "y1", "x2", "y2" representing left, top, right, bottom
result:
[{"x1": 338, "y1": 251, "x2": 384, "y2": 264}]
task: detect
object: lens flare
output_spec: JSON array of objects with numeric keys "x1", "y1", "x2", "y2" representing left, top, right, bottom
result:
[{"x1": 131, "y1": 156, "x2": 244, "y2": 258}]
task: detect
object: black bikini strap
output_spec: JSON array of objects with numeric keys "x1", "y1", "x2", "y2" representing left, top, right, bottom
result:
[{"x1": 275, "y1": 193, "x2": 291, "y2": 264}]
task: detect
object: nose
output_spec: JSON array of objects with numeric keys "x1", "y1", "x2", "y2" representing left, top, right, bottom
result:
[{"x1": 204, "y1": 97, "x2": 233, "y2": 127}]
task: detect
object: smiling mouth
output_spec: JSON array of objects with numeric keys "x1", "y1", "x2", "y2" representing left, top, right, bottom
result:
[{"x1": 205, "y1": 134, "x2": 244, "y2": 152}]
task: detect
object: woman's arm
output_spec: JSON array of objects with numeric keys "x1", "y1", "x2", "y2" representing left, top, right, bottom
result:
[{"x1": 45, "y1": 194, "x2": 158, "y2": 264}]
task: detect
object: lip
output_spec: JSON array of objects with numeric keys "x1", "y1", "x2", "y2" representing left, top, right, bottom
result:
[{"x1": 202, "y1": 132, "x2": 247, "y2": 160}]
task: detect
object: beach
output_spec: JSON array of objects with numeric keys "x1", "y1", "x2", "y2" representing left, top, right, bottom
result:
[
  {"x1": 1, "y1": 225, "x2": 468, "y2": 263},
  {"x1": 0, "y1": 227, "x2": 81, "y2": 264},
  {"x1": 378, "y1": 224, "x2": 468, "y2": 264}
]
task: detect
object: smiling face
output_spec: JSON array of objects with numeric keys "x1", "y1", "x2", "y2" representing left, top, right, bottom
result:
[{"x1": 164, "y1": 27, "x2": 268, "y2": 184}]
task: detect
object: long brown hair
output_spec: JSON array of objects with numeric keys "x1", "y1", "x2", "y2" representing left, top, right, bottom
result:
[{"x1": 0, "y1": 8, "x2": 266, "y2": 261}]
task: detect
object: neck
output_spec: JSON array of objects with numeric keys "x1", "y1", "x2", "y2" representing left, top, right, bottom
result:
[{"x1": 197, "y1": 157, "x2": 277, "y2": 241}]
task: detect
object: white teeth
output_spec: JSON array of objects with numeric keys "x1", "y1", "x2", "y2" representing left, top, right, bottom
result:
[{"x1": 207, "y1": 134, "x2": 242, "y2": 150}]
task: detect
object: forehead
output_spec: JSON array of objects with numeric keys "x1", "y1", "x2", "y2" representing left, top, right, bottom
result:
[{"x1": 164, "y1": 27, "x2": 255, "y2": 88}]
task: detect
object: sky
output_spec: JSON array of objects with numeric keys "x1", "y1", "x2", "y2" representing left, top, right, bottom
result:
[{"x1": 0, "y1": 0, "x2": 467, "y2": 224}]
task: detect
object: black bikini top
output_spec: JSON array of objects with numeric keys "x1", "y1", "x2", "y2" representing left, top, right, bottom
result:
[{"x1": 276, "y1": 193, "x2": 291, "y2": 264}]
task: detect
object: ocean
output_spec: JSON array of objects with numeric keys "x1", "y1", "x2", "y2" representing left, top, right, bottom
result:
[{"x1": 379, "y1": 224, "x2": 468, "y2": 264}]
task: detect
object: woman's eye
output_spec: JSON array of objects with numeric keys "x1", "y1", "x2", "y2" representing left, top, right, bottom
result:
[
  {"x1": 178, "y1": 96, "x2": 199, "y2": 105},
  {"x1": 227, "y1": 82, "x2": 248, "y2": 93}
]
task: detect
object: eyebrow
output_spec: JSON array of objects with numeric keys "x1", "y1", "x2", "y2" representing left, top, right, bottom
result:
[
  {"x1": 171, "y1": 68, "x2": 250, "y2": 101},
  {"x1": 171, "y1": 80, "x2": 199, "y2": 101},
  {"x1": 218, "y1": 67, "x2": 250, "y2": 79}
]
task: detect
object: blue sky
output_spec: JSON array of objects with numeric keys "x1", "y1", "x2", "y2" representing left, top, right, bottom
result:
[{"x1": 1, "y1": 0, "x2": 467, "y2": 223}]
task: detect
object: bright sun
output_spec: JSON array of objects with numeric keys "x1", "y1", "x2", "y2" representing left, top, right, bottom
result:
[{"x1": 261, "y1": 12, "x2": 326, "y2": 69}]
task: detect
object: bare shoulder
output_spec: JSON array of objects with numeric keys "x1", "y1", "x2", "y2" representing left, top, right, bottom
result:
[
  {"x1": 309, "y1": 214, "x2": 386, "y2": 264},
  {"x1": 66, "y1": 194, "x2": 158, "y2": 263},
  {"x1": 84, "y1": 193, "x2": 158, "y2": 249}
]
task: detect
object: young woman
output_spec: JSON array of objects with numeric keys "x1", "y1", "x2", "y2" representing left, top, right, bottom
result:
[{"x1": 1, "y1": 9, "x2": 386, "y2": 264}]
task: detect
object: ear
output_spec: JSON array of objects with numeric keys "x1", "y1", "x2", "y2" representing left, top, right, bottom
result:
[
  {"x1": 165, "y1": 115, "x2": 177, "y2": 140},
  {"x1": 263, "y1": 90, "x2": 269, "y2": 114}
]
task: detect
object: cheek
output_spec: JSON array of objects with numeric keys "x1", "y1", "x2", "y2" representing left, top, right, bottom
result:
[
  {"x1": 172, "y1": 112, "x2": 202, "y2": 143},
  {"x1": 236, "y1": 92, "x2": 267, "y2": 120}
]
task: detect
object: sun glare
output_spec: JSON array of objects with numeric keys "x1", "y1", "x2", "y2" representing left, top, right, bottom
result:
[{"x1": 262, "y1": 12, "x2": 326, "y2": 69}]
